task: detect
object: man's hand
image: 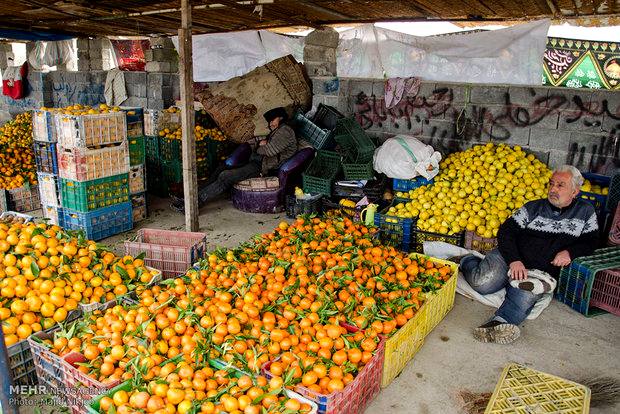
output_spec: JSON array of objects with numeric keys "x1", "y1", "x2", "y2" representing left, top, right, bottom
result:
[
  {"x1": 509, "y1": 261, "x2": 527, "y2": 280},
  {"x1": 551, "y1": 250, "x2": 571, "y2": 267},
  {"x1": 258, "y1": 139, "x2": 268, "y2": 146}
]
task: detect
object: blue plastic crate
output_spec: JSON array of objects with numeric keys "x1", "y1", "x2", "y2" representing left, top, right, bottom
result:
[
  {"x1": 580, "y1": 172, "x2": 610, "y2": 214},
  {"x1": 393, "y1": 177, "x2": 434, "y2": 192},
  {"x1": 378, "y1": 228, "x2": 412, "y2": 252},
  {"x1": 374, "y1": 198, "x2": 416, "y2": 236},
  {"x1": 59, "y1": 202, "x2": 133, "y2": 240},
  {"x1": 121, "y1": 106, "x2": 144, "y2": 124},
  {"x1": 34, "y1": 141, "x2": 58, "y2": 174}
]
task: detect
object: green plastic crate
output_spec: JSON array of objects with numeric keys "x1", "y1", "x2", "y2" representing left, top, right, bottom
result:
[
  {"x1": 128, "y1": 136, "x2": 145, "y2": 166},
  {"x1": 342, "y1": 161, "x2": 374, "y2": 180},
  {"x1": 145, "y1": 135, "x2": 160, "y2": 163},
  {"x1": 293, "y1": 111, "x2": 335, "y2": 150},
  {"x1": 334, "y1": 118, "x2": 376, "y2": 162},
  {"x1": 162, "y1": 159, "x2": 182, "y2": 184},
  {"x1": 302, "y1": 150, "x2": 341, "y2": 196},
  {"x1": 61, "y1": 174, "x2": 130, "y2": 212},
  {"x1": 86, "y1": 381, "x2": 132, "y2": 414},
  {"x1": 160, "y1": 137, "x2": 181, "y2": 162},
  {"x1": 335, "y1": 135, "x2": 375, "y2": 164}
]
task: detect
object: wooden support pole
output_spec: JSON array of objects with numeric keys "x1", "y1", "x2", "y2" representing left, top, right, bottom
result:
[{"x1": 179, "y1": 0, "x2": 199, "y2": 231}]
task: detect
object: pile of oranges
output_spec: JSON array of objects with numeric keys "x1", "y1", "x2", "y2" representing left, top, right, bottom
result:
[
  {"x1": 0, "y1": 219, "x2": 159, "y2": 347},
  {"x1": 33, "y1": 216, "x2": 453, "y2": 413},
  {"x1": 0, "y1": 112, "x2": 37, "y2": 190},
  {"x1": 102, "y1": 372, "x2": 314, "y2": 414}
]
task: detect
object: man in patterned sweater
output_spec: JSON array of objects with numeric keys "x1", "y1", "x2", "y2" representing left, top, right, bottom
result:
[{"x1": 459, "y1": 165, "x2": 599, "y2": 344}]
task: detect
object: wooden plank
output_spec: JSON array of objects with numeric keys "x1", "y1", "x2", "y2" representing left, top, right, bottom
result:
[{"x1": 179, "y1": 0, "x2": 199, "y2": 232}]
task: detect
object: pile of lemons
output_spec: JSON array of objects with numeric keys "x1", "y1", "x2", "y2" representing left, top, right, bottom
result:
[
  {"x1": 391, "y1": 143, "x2": 552, "y2": 238},
  {"x1": 582, "y1": 179, "x2": 608, "y2": 195}
]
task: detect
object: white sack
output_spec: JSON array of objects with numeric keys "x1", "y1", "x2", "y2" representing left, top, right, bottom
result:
[
  {"x1": 373, "y1": 135, "x2": 441, "y2": 180},
  {"x1": 338, "y1": 20, "x2": 551, "y2": 85}
]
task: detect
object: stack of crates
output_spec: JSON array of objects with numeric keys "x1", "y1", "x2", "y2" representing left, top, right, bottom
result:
[
  {"x1": 145, "y1": 109, "x2": 228, "y2": 198},
  {"x1": 33, "y1": 109, "x2": 61, "y2": 224},
  {"x1": 334, "y1": 118, "x2": 377, "y2": 180},
  {"x1": 123, "y1": 107, "x2": 148, "y2": 224},
  {"x1": 144, "y1": 109, "x2": 180, "y2": 197},
  {"x1": 56, "y1": 109, "x2": 132, "y2": 240}
]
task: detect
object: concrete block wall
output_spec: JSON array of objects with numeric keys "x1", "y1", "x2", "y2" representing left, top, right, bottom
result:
[
  {"x1": 311, "y1": 79, "x2": 620, "y2": 175},
  {"x1": 304, "y1": 27, "x2": 338, "y2": 77},
  {"x1": 145, "y1": 37, "x2": 179, "y2": 73},
  {"x1": 1, "y1": 70, "x2": 180, "y2": 113},
  {"x1": 301, "y1": 28, "x2": 620, "y2": 175},
  {"x1": 0, "y1": 36, "x2": 182, "y2": 114}
]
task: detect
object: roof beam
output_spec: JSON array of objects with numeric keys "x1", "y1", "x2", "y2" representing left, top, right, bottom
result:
[{"x1": 295, "y1": 1, "x2": 353, "y2": 20}]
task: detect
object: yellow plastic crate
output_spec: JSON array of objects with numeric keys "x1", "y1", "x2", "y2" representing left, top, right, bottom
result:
[
  {"x1": 422, "y1": 260, "x2": 459, "y2": 336},
  {"x1": 380, "y1": 294, "x2": 429, "y2": 388},
  {"x1": 381, "y1": 253, "x2": 459, "y2": 388},
  {"x1": 485, "y1": 364, "x2": 590, "y2": 414}
]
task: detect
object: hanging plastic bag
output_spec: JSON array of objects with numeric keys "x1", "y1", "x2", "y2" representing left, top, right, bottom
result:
[
  {"x1": 373, "y1": 135, "x2": 441, "y2": 180},
  {"x1": 28, "y1": 42, "x2": 46, "y2": 70},
  {"x1": 43, "y1": 40, "x2": 74, "y2": 67}
]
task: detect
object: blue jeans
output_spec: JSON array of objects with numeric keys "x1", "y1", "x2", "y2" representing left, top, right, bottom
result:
[{"x1": 461, "y1": 249, "x2": 542, "y2": 325}]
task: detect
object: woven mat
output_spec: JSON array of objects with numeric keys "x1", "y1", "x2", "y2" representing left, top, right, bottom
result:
[{"x1": 195, "y1": 55, "x2": 311, "y2": 143}]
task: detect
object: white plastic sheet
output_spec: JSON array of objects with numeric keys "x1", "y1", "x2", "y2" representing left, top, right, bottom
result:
[
  {"x1": 338, "y1": 20, "x2": 551, "y2": 85},
  {"x1": 173, "y1": 30, "x2": 304, "y2": 82}
]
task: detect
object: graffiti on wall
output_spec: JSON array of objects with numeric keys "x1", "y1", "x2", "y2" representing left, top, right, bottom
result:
[
  {"x1": 543, "y1": 37, "x2": 620, "y2": 90},
  {"x1": 354, "y1": 87, "x2": 620, "y2": 174},
  {"x1": 50, "y1": 82, "x2": 104, "y2": 108}
]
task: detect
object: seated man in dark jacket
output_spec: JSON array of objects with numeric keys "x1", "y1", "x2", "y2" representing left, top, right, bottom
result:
[
  {"x1": 458, "y1": 165, "x2": 599, "y2": 344},
  {"x1": 171, "y1": 107, "x2": 298, "y2": 212}
]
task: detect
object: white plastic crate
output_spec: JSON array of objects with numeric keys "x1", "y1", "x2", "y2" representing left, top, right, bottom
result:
[
  {"x1": 32, "y1": 110, "x2": 57, "y2": 142},
  {"x1": 144, "y1": 109, "x2": 180, "y2": 136},
  {"x1": 129, "y1": 164, "x2": 146, "y2": 194},
  {"x1": 56, "y1": 112, "x2": 126, "y2": 148},
  {"x1": 58, "y1": 142, "x2": 130, "y2": 182},
  {"x1": 37, "y1": 172, "x2": 61, "y2": 207},
  {"x1": 42, "y1": 204, "x2": 60, "y2": 226}
]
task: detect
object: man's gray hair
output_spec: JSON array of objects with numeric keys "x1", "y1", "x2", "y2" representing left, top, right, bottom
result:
[{"x1": 554, "y1": 165, "x2": 584, "y2": 190}]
